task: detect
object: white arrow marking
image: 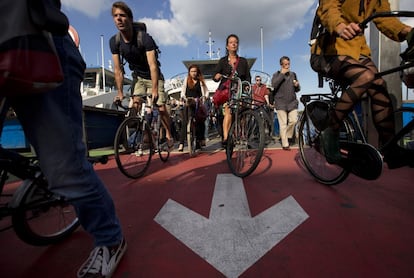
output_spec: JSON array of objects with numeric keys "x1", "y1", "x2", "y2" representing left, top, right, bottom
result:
[{"x1": 154, "y1": 174, "x2": 309, "y2": 278}]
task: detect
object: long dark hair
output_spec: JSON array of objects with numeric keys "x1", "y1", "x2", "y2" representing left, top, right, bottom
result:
[
  {"x1": 187, "y1": 64, "x2": 206, "y2": 89},
  {"x1": 225, "y1": 34, "x2": 239, "y2": 56}
]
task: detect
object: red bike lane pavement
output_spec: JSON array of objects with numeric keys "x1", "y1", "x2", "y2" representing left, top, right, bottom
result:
[{"x1": 1, "y1": 148, "x2": 414, "y2": 278}]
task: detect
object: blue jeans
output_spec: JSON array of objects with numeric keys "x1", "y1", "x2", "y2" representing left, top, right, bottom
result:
[{"x1": 8, "y1": 35, "x2": 123, "y2": 247}]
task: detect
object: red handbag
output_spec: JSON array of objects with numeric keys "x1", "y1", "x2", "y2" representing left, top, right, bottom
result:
[
  {"x1": 0, "y1": 0, "x2": 64, "y2": 96},
  {"x1": 212, "y1": 57, "x2": 239, "y2": 107},
  {"x1": 212, "y1": 79, "x2": 231, "y2": 107},
  {"x1": 0, "y1": 33, "x2": 64, "y2": 96}
]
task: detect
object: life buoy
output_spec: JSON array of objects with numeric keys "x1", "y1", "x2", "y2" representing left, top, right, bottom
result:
[{"x1": 68, "y1": 25, "x2": 80, "y2": 48}]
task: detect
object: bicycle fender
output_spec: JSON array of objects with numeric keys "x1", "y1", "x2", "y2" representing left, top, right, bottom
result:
[{"x1": 8, "y1": 179, "x2": 35, "y2": 209}]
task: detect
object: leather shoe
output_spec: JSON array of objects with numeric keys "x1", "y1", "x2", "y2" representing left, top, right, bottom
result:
[
  {"x1": 320, "y1": 127, "x2": 341, "y2": 164},
  {"x1": 282, "y1": 146, "x2": 291, "y2": 151}
]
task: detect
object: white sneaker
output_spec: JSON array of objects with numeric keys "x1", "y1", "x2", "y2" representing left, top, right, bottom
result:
[{"x1": 77, "y1": 238, "x2": 127, "y2": 278}]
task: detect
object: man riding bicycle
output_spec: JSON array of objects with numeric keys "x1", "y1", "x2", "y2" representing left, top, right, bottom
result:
[
  {"x1": 109, "y1": 1, "x2": 174, "y2": 149},
  {"x1": 310, "y1": 0, "x2": 414, "y2": 169}
]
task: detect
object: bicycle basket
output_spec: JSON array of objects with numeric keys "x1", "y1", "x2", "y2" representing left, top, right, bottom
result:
[
  {"x1": 307, "y1": 100, "x2": 329, "y2": 131},
  {"x1": 401, "y1": 62, "x2": 414, "y2": 88}
]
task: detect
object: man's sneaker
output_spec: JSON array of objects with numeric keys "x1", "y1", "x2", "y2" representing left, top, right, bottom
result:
[
  {"x1": 77, "y1": 238, "x2": 127, "y2": 278},
  {"x1": 320, "y1": 127, "x2": 342, "y2": 164}
]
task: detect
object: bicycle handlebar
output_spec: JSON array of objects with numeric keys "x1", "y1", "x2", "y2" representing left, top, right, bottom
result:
[
  {"x1": 359, "y1": 10, "x2": 414, "y2": 29},
  {"x1": 114, "y1": 99, "x2": 129, "y2": 110}
]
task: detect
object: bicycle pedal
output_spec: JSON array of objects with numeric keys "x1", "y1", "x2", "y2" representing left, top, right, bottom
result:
[{"x1": 340, "y1": 141, "x2": 383, "y2": 180}]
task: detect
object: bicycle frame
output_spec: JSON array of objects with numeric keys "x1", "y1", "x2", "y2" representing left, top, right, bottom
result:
[
  {"x1": 115, "y1": 97, "x2": 161, "y2": 154},
  {"x1": 113, "y1": 96, "x2": 170, "y2": 179}
]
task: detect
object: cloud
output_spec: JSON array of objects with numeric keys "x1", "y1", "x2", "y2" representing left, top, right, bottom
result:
[
  {"x1": 62, "y1": 0, "x2": 112, "y2": 18},
  {"x1": 62, "y1": 0, "x2": 315, "y2": 48},
  {"x1": 140, "y1": 17, "x2": 189, "y2": 46},
  {"x1": 145, "y1": 0, "x2": 315, "y2": 48}
]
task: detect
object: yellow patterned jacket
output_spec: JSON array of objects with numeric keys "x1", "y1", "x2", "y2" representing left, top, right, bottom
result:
[{"x1": 311, "y1": 0, "x2": 410, "y2": 60}]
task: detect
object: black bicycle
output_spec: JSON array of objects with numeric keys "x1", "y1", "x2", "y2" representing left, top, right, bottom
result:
[
  {"x1": 226, "y1": 76, "x2": 266, "y2": 177},
  {"x1": 183, "y1": 97, "x2": 202, "y2": 157},
  {"x1": 0, "y1": 105, "x2": 79, "y2": 246},
  {"x1": 298, "y1": 11, "x2": 414, "y2": 185},
  {"x1": 114, "y1": 97, "x2": 170, "y2": 179}
]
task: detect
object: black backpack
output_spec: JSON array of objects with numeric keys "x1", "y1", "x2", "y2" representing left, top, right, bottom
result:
[
  {"x1": 115, "y1": 22, "x2": 147, "y2": 50},
  {"x1": 308, "y1": 2, "x2": 326, "y2": 50}
]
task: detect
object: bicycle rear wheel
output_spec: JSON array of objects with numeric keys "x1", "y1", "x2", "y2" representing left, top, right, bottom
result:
[
  {"x1": 12, "y1": 176, "x2": 79, "y2": 246},
  {"x1": 114, "y1": 117, "x2": 153, "y2": 179},
  {"x1": 227, "y1": 109, "x2": 265, "y2": 177},
  {"x1": 158, "y1": 125, "x2": 170, "y2": 162},
  {"x1": 298, "y1": 111, "x2": 350, "y2": 185},
  {"x1": 187, "y1": 116, "x2": 197, "y2": 157}
]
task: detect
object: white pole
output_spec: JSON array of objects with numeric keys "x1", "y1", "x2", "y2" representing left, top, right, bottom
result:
[
  {"x1": 208, "y1": 30, "x2": 213, "y2": 59},
  {"x1": 260, "y1": 26, "x2": 264, "y2": 72},
  {"x1": 101, "y1": 35, "x2": 106, "y2": 93}
]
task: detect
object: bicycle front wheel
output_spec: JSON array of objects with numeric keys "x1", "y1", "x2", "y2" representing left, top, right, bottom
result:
[
  {"x1": 227, "y1": 109, "x2": 265, "y2": 177},
  {"x1": 187, "y1": 116, "x2": 197, "y2": 157},
  {"x1": 12, "y1": 176, "x2": 80, "y2": 246},
  {"x1": 114, "y1": 117, "x2": 153, "y2": 179},
  {"x1": 157, "y1": 125, "x2": 170, "y2": 162},
  {"x1": 298, "y1": 111, "x2": 350, "y2": 185}
]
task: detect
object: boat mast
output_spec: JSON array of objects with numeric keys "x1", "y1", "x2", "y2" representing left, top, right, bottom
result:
[
  {"x1": 260, "y1": 26, "x2": 264, "y2": 72},
  {"x1": 206, "y1": 30, "x2": 215, "y2": 60}
]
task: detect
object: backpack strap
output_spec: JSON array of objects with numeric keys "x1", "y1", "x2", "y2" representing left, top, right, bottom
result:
[{"x1": 114, "y1": 32, "x2": 126, "y2": 73}]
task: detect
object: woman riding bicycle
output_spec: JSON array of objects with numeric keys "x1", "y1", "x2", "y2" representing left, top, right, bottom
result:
[
  {"x1": 178, "y1": 64, "x2": 209, "y2": 152},
  {"x1": 310, "y1": 0, "x2": 414, "y2": 169},
  {"x1": 213, "y1": 34, "x2": 251, "y2": 148}
]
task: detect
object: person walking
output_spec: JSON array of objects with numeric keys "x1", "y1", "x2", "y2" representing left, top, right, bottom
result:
[
  {"x1": 271, "y1": 56, "x2": 300, "y2": 150},
  {"x1": 109, "y1": 1, "x2": 173, "y2": 149},
  {"x1": 213, "y1": 34, "x2": 251, "y2": 148},
  {"x1": 3, "y1": 2, "x2": 126, "y2": 277}
]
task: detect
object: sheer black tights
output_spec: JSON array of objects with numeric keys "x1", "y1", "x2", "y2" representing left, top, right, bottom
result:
[{"x1": 329, "y1": 56, "x2": 394, "y2": 145}]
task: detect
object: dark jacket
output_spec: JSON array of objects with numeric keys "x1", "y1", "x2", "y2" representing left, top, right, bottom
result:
[
  {"x1": 214, "y1": 55, "x2": 251, "y2": 83},
  {"x1": 271, "y1": 71, "x2": 300, "y2": 111}
]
